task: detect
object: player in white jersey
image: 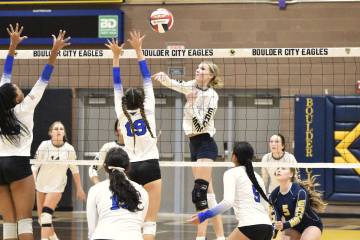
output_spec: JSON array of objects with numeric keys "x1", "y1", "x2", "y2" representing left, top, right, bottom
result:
[
  {"x1": 105, "y1": 31, "x2": 161, "y2": 240},
  {"x1": 189, "y1": 142, "x2": 273, "y2": 240},
  {"x1": 261, "y1": 134, "x2": 297, "y2": 193},
  {"x1": 0, "y1": 24, "x2": 70, "y2": 240},
  {"x1": 88, "y1": 119, "x2": 125, "y2": 184},
  {"x1": 153, "y1": 61, "x2": 225, "y2": 239},
  {"x1": 32, "y1": 121, "x2": 86, "y2": 240},
  {"x1": 87, "y1": 147, "x2": 149, "y2": 240}
]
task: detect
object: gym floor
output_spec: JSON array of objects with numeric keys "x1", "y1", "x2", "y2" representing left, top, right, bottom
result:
[{"x1": 1, "y1": 211, "x2": 359, "y2": 240}]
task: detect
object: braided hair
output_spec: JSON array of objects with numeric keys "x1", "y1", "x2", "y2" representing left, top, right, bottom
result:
[
  {"x1": 232, "y1": 141, "x2": 270, "y2": 204},
  {"x1": 0, "y1": 83, "x2": 29, "y2": 144},
  {"x1": 121, "y1": 88, "x2": 154, "y2": 149}
]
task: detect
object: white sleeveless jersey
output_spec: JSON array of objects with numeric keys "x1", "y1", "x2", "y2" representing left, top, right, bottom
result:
[
  {"x1": 0, "y1": 73, "x2": 48, "y2": 157},
  {"x1": 223, "y1": 166, "x2": 272, "y2": 227},
  {"x1": 87, "y1": 179, "x2": 148, "y2": 240},
  {"x1": 158, "y1": 78, "x2": 218, "y2": 137},
  {"x1": 114, "y1": 81, "x2": 159, "y2": 163},
  {"x1": 32, "y1": 140, "x2": 79, "y2": 193},
  {"x1": 261, "y1": 152, "x2": 297, "y2": 193}
]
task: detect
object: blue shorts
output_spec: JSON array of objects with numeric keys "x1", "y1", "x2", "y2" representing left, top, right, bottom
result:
[
  {"x1": 293, "y1": 218, "x2": 323, "y2": 234},
  {"x1": 189, "y1": 133, "x2": 218, "y2": 162},
  {"x1": 0, "y1": 156, "x2": 32, "y2": 185}
]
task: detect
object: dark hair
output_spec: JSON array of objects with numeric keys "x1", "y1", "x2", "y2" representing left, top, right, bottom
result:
[
  {"x1": 114, "y1": 119, "x2": 119, "y2": 132},
  {"x1": 277, "y1": 133, "x2": 286, "y2": 151},
  {"x1": 104, "y1": 147, "x2": 142, "y2": 212},
  {"x1": 0, "y1": 83, "x2": 29, "y2": 144},
  {"x1": 233, "y1": 141, "x2": 270, "y2": 204},
  {"x1": 121, "y1": 88, "x2": 154, "y2": 149}
]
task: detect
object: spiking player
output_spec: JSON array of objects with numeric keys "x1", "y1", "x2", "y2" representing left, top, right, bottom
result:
[{"x1": 153, "y1": 60, "x2": 225, "y2": 240}]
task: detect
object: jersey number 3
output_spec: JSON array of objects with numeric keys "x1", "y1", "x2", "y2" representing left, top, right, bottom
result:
[
  {"x1": 125, "y1": 119, "x2": 147, "y2": 137},
  {"x1": 252, "y1": 185, "x2": 261, "y2": 203}
]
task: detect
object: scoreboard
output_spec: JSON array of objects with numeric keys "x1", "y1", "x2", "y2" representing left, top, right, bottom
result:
[{"x1": 0, "y1": 9, "x2": 124, "y2": 45}]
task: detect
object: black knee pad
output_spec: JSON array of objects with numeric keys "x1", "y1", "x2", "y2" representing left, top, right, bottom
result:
[{"x1": 192, "y1": 179, "x2": 209, "y2": 211}]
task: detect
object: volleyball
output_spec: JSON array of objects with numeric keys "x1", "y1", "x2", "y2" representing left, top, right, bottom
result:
[{"x1": 150, "y1": 8, "x2": 174, "y2": 33}]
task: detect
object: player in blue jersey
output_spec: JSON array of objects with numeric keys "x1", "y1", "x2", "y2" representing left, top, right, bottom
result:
[
  {"x1": 0, "y1": 24, "x2": 70, "y2": 240},
  {"x1": 188, "y1": 142, "x2": 273, "y2": 240},
  {"x1": 105, "y1": 31, "x2": 161, "y2": 240},
  {"x1": 270, "y1": 168, "x2": 326, "y2": 240}
]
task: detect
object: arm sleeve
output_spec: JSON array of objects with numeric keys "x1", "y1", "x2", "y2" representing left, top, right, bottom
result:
[
  {"x1": 113, "y1": 67, "x2": 124, "y2": 119},
  {"x1": 86, "y1": 187, "x2": 98, "y2": 240},
  {"x1": 197, "y1": 171, "x2": 235, "y2": 223},
  {"x1": 269, "y1": 195, "x2": 282, "y2": 223},
  {"x1": 68, "y1": 147, "x2": 79, "y2": 174},
  {"x1": 158, "y1": 75, "x2": 195, "y2": 95},
  {"x1": 190, "y1": 93, "x2": 218, "y2": 132},
  {"x1": 138, "y1": 60, "x2": 155, "y2": 113},
  {"x1": 19, "y1": 64, "x2": 54, "y2": 112},
  {"x1": 283, "y1": 189, "x2": 307, "y2": 230},
  {"x1": 0, "y1": 55, "x2": 14, "y2": 86}
]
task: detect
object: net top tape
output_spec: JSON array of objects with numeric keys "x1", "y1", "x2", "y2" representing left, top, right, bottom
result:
[
  {"x1": 29, "y1": 160, "x2": 360, "y2": 169},
  {"x1": 1, "y1": 48, "x2": 360, "y2": 59}
]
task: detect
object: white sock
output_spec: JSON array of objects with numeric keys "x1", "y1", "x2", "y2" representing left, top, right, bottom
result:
[
  {"x1": 216, "y1": 237, "x2": 226, "y2": 240},
  {"x1": 195, "y1": 237, "x2": 206, "y2": 240}
]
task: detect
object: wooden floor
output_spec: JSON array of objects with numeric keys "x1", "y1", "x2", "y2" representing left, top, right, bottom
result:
[{"x1": 1, "y1": 212, "x2": 360, "y2": 240}]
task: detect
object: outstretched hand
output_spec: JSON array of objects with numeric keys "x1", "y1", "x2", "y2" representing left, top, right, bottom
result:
[
  {"x1": 127, "y1": 30, "x2": 145, "y2": 51},
  {"x1": 105, "y1": 38, "x2": 125, "y2": 58},
  {"x1": 51, "y1": 30, "x2": 71, "y2": 52},
  {"x1": 186, "y1": 214, "x2": 200, "y2": 225},
  {"x1": 151, "y1": 72, "x2": 170, "y2": 83},
  {"x1": 7, "y1": 23, "x2": 27, "y2": 47}
]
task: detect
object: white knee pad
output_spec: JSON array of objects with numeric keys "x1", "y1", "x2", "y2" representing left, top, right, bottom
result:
[
  {"x1": 3, "y1": 222, "x2": 17, "y2": 239},
  {"x1": 207, "y1": 193, "x2": 218, "y2": 208},
  {"x1": 143, "y1": 221, "x2": 157, "y2": 236},
  {"x1": 40, "y1": 212, "x2": 53, "y2": 226},
  {"x1": 17, "y1": 218, "x2": 33, "y2": 235}
]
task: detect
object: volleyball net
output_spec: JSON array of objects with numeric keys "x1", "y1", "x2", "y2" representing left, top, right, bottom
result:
[{"x1": 1, "y1": 47, "x2": 360, "y2": 205}]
